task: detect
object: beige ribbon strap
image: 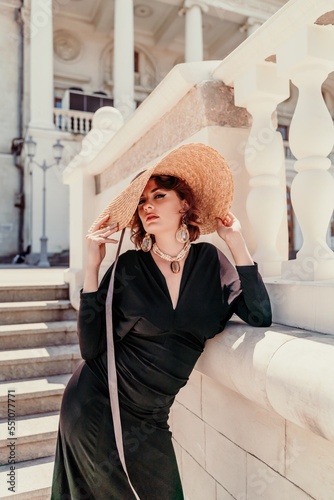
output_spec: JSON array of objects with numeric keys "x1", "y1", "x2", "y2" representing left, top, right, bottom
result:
[{"x1": 105, "y1": 229, "x2": 141, "y2": 500}]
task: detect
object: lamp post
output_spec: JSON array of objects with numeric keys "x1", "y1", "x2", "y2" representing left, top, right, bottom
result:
[{"x1": 25, "y1": 136, "x2": 64, "y2": 267}]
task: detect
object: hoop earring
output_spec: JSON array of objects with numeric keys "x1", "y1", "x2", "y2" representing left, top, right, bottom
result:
[
  {"x1": 175, "y1": 216, "x2": 190, "y2": 243},
  {"x1": 141, "y1": 233, "x2": 152, "y2": 252}
]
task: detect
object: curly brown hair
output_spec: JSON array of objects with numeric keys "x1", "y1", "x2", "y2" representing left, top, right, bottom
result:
[{"x1": 130, "y1": 175, "x2": 201, "y2": 249}]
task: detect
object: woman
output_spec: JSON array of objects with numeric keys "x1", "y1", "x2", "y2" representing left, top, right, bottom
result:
[{"x1": 51, "y1": 143, "x2": 271, "y2": 500}]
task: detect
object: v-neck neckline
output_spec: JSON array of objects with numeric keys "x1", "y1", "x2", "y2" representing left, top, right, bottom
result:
[{"x1": 141, "y1": 244, "x2": 193, "y2": 311}]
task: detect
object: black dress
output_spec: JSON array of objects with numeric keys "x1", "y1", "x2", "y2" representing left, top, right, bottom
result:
[{"x1": 51, "y1": 242, "x2": 271, "y2": 500}]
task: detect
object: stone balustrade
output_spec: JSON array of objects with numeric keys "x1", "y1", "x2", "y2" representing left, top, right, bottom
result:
[
  {"x1": 213, "y1": 0, "x2": 334, "y2": 280},
  {"x1": 53, "y1": 108, "x2": 93, "y2": 135}
]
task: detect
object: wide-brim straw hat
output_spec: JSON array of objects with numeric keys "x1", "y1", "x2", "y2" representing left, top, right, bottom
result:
[{"x1": 90, "y1": 143, "x2": 234, "y2": 235}]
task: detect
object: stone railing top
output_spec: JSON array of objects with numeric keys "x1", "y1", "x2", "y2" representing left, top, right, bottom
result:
[
  {"x1": 96, "y1": 81, "x2": 250, "y2": 193},
  {"x1": 196, "y1": 317, "x2": 334, "y2": 442},
  {"x1": 213, "y1": 0, "x2": 334, "y2": 85}
]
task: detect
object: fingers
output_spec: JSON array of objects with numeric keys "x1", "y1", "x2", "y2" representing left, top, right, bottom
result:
[
  {"x1": 87, "y1": 221, "x2": 119, "y2": 238},
  {"x1": 86, "y1": 224, "x2": 119, "y2": 245},
  {"x1": 95, "y1": 223, "x2": 119, "y2": 236},
  {"x1": 222, "y1": 214, "x2": 232, "y2": 227},
  {"x1": 86, "y1": 235, "x2": 118, "y2": 244},
  {"x1": 216, "y1": 215, "x2": 232, "y2": 228},
  {"x1": 89, "y1": 214, "x2": 110, "y2": 233}
]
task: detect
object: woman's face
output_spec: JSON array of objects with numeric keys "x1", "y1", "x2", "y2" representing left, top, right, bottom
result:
[{"x1": 138, "y1": 178, "x2": 186, "y2": 236}]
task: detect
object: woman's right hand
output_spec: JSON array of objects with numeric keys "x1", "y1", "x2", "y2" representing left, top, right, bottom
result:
[{"x1": 85, "y1": 215, "x2": 119, "y2": 269}]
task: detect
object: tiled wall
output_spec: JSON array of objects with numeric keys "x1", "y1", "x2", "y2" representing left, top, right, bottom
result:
[{"x1": 170, "y1": 370, "x2": 334, "y2": 500}]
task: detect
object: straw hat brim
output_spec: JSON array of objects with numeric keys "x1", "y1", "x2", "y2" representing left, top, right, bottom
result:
[{"x1": 90, "y1": 143, "x2": 234, "y2": 235}]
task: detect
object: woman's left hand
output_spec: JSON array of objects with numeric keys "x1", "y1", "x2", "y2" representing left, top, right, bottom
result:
[
  {"x1": 216, "y1": 212, "x2": 242, "y2": 242},
  {"x1": 216, "y1": 212, "x2": 254, "y2": 266}
]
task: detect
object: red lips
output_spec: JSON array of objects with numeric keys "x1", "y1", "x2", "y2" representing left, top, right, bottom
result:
[{"x1": 146, "y1": 214, "x2": 159, "y2": 223}]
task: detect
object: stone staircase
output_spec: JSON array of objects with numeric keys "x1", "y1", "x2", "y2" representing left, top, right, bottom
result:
[{"x1": 0, "y1": 279, "x2": 81, "y2": 499}]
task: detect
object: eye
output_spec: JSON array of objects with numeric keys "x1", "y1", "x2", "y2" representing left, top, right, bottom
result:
[
  {"x1": 138, "y1": 199, "x2": 145, "y2": 206},
  {"x1": 155, "y1": 193, "x2": 166, "y2": 199}
]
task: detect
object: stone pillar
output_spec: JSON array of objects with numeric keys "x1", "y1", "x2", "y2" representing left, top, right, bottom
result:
[
  {"x1": 183, "y1": 0, "x2": 208, "y2": 63},
  {"x1": 29, "y1": 0, "x2": 54, "y2": 128},
  {"x1": 277, "y1": 24, "x2": 334, "y2": 280},
  {"x1": 113, "y1": 0, "x2": 136, "y2": 119},
  {"x1": 234, "y1": 62, "x2": 290, "y2": 277}
]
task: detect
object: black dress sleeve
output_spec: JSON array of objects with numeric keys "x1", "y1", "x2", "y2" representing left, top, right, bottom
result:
[
  {"x1": 216, "y1": 248, "x2": 272, "y2": 327},
  {"x1": 77, "y1": 264, "x2": 113, "y2": 360},
  {"x1": 233, "y1": 264, "x2": 272, "y2": 327}
]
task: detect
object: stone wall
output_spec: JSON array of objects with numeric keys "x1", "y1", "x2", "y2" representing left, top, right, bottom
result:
[
  {"x1": 0, "y1": 155, "x2": 20, "y2": 257},
  {"x1": 169, "y1": 321, "x2": 334, "y2": 500},
  {"x1": 0, "y1": 2, "x2": 21, "y2": 257}
]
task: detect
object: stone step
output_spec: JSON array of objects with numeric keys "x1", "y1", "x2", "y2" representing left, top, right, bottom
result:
[
  {"x1": 0, "y1": 300, "x2": 77, "y2": 325},
  {"x1": 0, "y1": 374, "x2": 71, "y2": 418},
  {"x1": 0, "y1": 321, "x2": 77, "y2": 349},
  {"x1": 0, "y1": 456, "x2": 53, "y2": 500},
  {"x1": 0, "y1": 284, "x2": 69, "y2": 303},
  {"x1": 0, "y1": 412, "x2": 59, "y2": 465},
  {"x1": 0, "y1": 345, "x2": 82, "y2": 381}
]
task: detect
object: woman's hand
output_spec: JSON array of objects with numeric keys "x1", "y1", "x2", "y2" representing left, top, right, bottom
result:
[
  {"x1": 86, "y1": 215, "x2": 119, "y2": 270},
  {"x1": 216, "y1": 212, "x2": 254, "y2": 266},
  {"x1": 83, "y1": 216, "x2": 119, "y2": 293},
  {"x1": 216, "y1": 212, "x2": 242, "y2": 243}
]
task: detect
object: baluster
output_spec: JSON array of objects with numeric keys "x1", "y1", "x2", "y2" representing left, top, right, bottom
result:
[
  {"x1": 57, "y1": 110, "x2": 63, "y2": 131},
  {"x1": 277, "y1": 24, "x2": 334, "y2": 280},
  {"x1": 234, "y1": 62, "x2": 290, "y2": 276},
  {"x1": 78, "y1": 115, "x2": 83, "y2": 134},
  {"x1": 74, "y1": 114, "x2": 79, "y2": 134},
  {"x1": 63, "y1": 112, "x2": 69, "y2": 132}
]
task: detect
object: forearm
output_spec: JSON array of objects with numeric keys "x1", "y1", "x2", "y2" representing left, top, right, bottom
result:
[
  {"x1": 234, "y1": 264, "x2": 272, "y2": 327},
  {"x1": 224, "y1": 232, "x2": 254, "y2": 266},
  {"x1": 83, "y1": 218, "x2": 119, "y2": 292},
  {"x1": 83, "y1": 264, "x2": 100, "y2": 292}
]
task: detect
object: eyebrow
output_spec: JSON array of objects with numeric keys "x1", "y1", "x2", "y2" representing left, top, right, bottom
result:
[{"x1": 140, "y1": 187, "x2": 165, "y2": 198}]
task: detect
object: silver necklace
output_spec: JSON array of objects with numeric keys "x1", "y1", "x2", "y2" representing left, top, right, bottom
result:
[{"x1": 152, "y1": 241, "x2": 191, "y2": 273}]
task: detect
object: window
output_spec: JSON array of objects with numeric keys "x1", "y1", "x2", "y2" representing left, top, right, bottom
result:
[
  {"x1": 66, "y1": 90, "x2": 113, "y2": 113},
  {"x1": 54, "y1": 97, "x2": 62, "y2": 108}
]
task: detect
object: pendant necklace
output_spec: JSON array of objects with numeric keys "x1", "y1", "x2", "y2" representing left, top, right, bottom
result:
[{"x1": 152, "y1": 241, "x2": 191, "y2": 273}]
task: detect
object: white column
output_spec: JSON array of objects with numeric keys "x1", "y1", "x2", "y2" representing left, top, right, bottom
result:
[
  {"x1": 113, "y1": 0, "x2": 136, "y2": 119},
  {"x1": 277, "y1": 24, "x2": 334, "y2": 280},
  {"x1": 183, "y1": 0, "x2": 208, "y2": 63},
  {"x1": 29, "y1": 0, "x2": 55, "y2": 129},
  {"x1": 234, "y1": 62, "x2": 290, "y2": 277}
]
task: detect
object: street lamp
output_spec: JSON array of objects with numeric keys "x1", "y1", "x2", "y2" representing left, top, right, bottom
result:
[{"x1": 25, "y1": 136, "x2": 64, "y2": 267}]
